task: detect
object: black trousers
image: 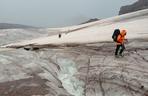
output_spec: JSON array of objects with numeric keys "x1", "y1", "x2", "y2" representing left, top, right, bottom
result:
[{"x1": 115, "y1": 44, "x2": 125, "y2": 55}]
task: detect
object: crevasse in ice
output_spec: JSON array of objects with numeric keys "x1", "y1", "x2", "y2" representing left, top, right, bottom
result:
[{"x1": 57, "y1": 58, "x2": 84, "y2": 96}]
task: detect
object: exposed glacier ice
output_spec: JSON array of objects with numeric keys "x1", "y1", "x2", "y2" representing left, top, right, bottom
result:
[{"x1": 57, "y1": 58, "x2": 84, "y2": 96}]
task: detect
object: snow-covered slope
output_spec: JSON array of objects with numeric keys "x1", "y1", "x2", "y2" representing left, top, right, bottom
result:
[
  {"x1": 0, "y1": 29, "x2": 49, "y2": 46},
  {"x1": 2, "y1": 9, "x2": 148, "y2": 48}
]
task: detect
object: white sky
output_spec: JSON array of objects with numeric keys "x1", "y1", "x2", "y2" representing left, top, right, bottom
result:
[{"x1": 0, "y1": 0, "x2": 137, "y2": 27}]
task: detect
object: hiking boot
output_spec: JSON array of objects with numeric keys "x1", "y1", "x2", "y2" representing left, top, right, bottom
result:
[
  {"x1": 119, "y1": 54, "x2": 124, "y2": 57},
  {"x1": 115, "y1": 55, "x2": 119, "y2": 58}
]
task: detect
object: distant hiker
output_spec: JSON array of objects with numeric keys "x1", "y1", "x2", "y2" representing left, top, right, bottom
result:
[
  {"x1": 112, "y1": 29, "x2": 127, "y2": 57},
  {"x1": 58, "y1": 34, "x2": 61, "y2": 38}
]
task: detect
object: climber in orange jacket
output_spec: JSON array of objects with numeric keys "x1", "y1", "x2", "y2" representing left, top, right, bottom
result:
[{"x1": 115, "y1": 29, "x2": 127, "y2": 57}]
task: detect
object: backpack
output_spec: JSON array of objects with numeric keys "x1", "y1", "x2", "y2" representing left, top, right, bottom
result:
[{"x1": 112, "y1": 29, "x2": 120, "y2": 42}]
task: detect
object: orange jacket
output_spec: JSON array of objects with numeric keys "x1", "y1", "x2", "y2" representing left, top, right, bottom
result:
[{"x1": 117, "y1": 30, "x2": 127, "y2": 45}]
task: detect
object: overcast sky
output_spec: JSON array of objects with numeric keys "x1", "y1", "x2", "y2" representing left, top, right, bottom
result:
[{"x1": 0, "y1": 0, "x2": 137, "y2": 27}]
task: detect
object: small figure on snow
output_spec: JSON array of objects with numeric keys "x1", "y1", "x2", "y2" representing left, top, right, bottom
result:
[{"x1": 58, "y1": 34, "x2": 61, "y2": 38}]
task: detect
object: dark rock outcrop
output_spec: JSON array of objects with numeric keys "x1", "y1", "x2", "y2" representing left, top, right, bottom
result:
[
  {"x1": 81, "y1": 18, "x2": 99, "y2": 24},
  {"x1": 119, "y1": 0, "x2": 148, "y2": 15}
]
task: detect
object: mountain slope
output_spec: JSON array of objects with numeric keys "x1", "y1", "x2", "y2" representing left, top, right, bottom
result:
[
  {"x1": 0, "y1": 23, "x2": 36, "y2": 29},
  {"x1": 0, "y1": 9, "x2": 148, "y2": 96},
  {"x1": 2, "y1": 9, "x2": 148, "y2": 48},
  {"x1": 119, "y1": 0, "x2": 148, "y2": 15}
]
